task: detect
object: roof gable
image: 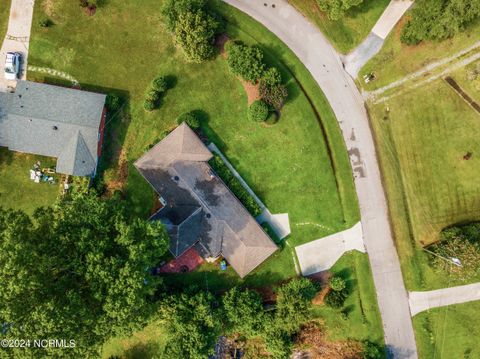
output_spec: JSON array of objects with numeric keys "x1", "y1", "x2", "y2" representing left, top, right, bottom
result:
[{"x1": 56, "y1": 131, "x2": 96, "y2": 176}]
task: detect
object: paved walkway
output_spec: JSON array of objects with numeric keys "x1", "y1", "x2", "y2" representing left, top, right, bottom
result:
[
  {"x1": 344, "y1": 0, "x2": 413, "y2": 77},
  {"x1": 295, "y1": 222, "x2": 364, "y2": 276},
  {"x1": 224, "y1": 1, "x2": 418, "y2": 357},
  {"x1": 0, "y1": 0, "x2": 35, "y2": 92},
  {"x1": 409, "y1": 283, "x2": 480, "y2": 316}
]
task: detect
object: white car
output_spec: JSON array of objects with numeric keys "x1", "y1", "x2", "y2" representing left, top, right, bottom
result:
[{"x1": 4, "y1": 52, "x2": 21, "y2": 80}]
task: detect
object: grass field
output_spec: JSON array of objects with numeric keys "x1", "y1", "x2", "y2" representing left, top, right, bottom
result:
[
  {"x1": 360, "y1": 16, "x2": 480, "y2": 90},
  {"x1": 368, "y1": 69, "x2": 480, "y2": 290},
  {"x1": 29, "y1": 0, "x2": 359, "y2": 285},
  {"x1": 0, "y1": 0, "x2": 10, "y2": 39},
  {"x1": 413, "y1": 301, "x2": 480, "y2": 359},
  {"x1": 288, "y1": 0, "x2": 389, "y2": 54},
  {"x1": 0, "y1": 148, "x2": 59, "y2": 215},
  {"x1": 102, "y1": 321, "x2": 166, "y2": 359},
  {"x1": 451, "y1": 59, "x2": 480, "y2": 103},
  {"x1": 311, "y1": 251, "x2": 385, "y2": 348}
]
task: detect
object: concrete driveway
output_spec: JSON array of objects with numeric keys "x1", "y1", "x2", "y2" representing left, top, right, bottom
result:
[
  {"x1": 295, "y1": 222, "x2": 364, "y2": 276},
  {"x1": 223, "y1": 1, "x2": 418, "y2": 357},
  {"x1": 344, "y1": 0, "x2": 413, "y2": 77},
  {"x1": 409, "y1": 283, "x2": 480, "y2": 316},
  {"x1": 0, "y1": 0, "x2": 35, "y2": 92}
]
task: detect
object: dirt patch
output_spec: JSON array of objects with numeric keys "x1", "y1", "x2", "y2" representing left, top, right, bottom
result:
[
  {"x1": 309, "y1": 271, "x2": 331, "y2": 305},
  {"x1": 42, "y1": 0, "x2": 55, "y2": 17},
  {"x1": 240, "y1": 79, "x2": 261, "y2": 105},
  {"x1": 294, "y1": 322, "x2": 363, "y2": 359},
  {"x1": 215, "y1": 33, "x2": 230, "y2": 56},
  {"x1": 105, "y1": 149, "x2": 128, "y2": 193}
]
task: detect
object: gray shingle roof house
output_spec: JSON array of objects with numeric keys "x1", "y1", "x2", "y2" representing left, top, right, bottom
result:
[
  {"x1": 0, "y1": 81, "x2": 107, "y2": 176},
  {"x1": 135, "y1": 123, "x2": 278, "y2": 278}
]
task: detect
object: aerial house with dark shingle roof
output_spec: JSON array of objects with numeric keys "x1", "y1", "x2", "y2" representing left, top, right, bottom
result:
[
  {"x1": 0, "y1": 81, "x2": 107, "y2": 177},
  {"x1": 134, "y1": 123, "x2": 278, "y2": 278}
]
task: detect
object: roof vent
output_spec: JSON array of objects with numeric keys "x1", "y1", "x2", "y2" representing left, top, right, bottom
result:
[
  {"x1": 18, "y1": 94, "x2": 21, "y2": 98},
  {"x1": 52, "y1": 126, "x2": 58, "y2": 130},
  {"x1": 173, "y1": 175, "x2": 179, "y2": 181},
  {"x1": 206, "y1": 213, "x2": 211, "y2": 219}
]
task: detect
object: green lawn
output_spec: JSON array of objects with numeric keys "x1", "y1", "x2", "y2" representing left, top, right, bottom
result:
[
  {"x1": 0, "y1": 148, "x2": 59, "y2": 215},
  {"x1": 413, "y1": 301, "x2": 480, "y2": 359},
  {"x1": 451, "y1": 59, "x2": 480, "y2": 104},
  {"x1": 368, "y1": 71, "x2": 480, "y2": 290},
  {"x1": 288, "y1": 0, "x2": 389, "y2": 53},
  {"x1": 359, "y1": 15, "x2": 480, "y2": 89},
  {"x1": 311, "y1": 251, "x2": 385, "y2": 349},
  {"x1": 102, "y1": 320, "x2": 166, "y2": 359},
  {"x1": 29, "y1": 0, "x2": 359, "y2": 285},
  {"x1": 0, "y1": 0, "x2": 11, "y2": 39}
]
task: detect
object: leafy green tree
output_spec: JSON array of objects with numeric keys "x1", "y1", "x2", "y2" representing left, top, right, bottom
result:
[
  {"x1": 248, "y1": 100, "x2": 269, "y2": 122},
  {"x1": 160, "y1": 291, "x2": 220, "y2": 359},
  {"x1": 401, "y1": 0, "x2": 480, "y2": 44},
  {"x1": 222, "y1": 287, "x2": 264, "y2": 336},
  {"x1": 225, "y1": 41, "x2": 266, "y2": 83},
  {"x1": 152, "y1": 76, "x2": 168, "y2": 93},
  {"x1": 174, "y1": 10, "x2": 220, "y2": 63},
  {"x1": 0, "y1": 193, "x2": 169, "y2": 358},
  {"x1": 316, "y1": 0, "x2": 364, "y2": 20},
  {"x1": 275, "y1": 278, "x2": 318, "y2": 334},
  {"x1": 161, "y1": 0, "x2": 207, "y2": 32}
]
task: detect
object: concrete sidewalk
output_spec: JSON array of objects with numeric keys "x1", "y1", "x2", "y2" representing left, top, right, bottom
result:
[
  {"x1": 0, "y1": 0, "x2": 36, "y2": 92},
  {"x1": 295, "y1": 222, "x2": 365, "y2": 276},
  {"x1": 409, "y1": 283, "x2": 480, "y2": 316}
]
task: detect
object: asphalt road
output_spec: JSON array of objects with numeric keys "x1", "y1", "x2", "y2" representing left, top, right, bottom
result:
[{"x1": 223, "y1": 1, "x2": 418, "y2": 357}]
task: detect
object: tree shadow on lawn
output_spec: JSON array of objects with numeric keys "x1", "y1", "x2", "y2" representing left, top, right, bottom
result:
[
  {"x1": 121, "y1": 340, "x2": 163, "y2": 359},
  {"x1": 0, "y1": 147, "x2": 14, "y2": 168}
]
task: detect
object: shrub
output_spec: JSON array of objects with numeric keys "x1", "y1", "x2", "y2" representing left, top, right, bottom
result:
[
  {"x1": 259, "y1": 81, "x2": 288, "y2": 111},
  {"x1": 39, "y1": 18, "x2": 51, "y2": 28},
  {"x1": 208, "y1": 154, "x2": 262, "y2": 217},
  {"x1": 225, "y1": 41, "x2": 266, "y2": 83},
  {"x1": 324, "y1": 288, "x2": 348, "y2": 308},
  {"x1": 143, "y1": 98, "x2": 156, "y2": 112},
  {"x1": 362, "y1": 340, "x2": 384, "y2": 359},
  {"x1": 176, "y1": 111, "x2": 200, "y2": 129},
  {"x1": 316, "y1": 0, "x2": 363, "y2": 20},
  {"x1": 161, "y1": 0, "x2": 207, "y2": 32},
  {"x1": 105, "y1": 93, "x2": 121, "y2": 112},
  {"x1": 329, "y1": 276, "x2": 346, "y2": 292},
  {"x1": 248, "y1": 100, "x2": 269, "y2": 122},
  {"x1": 262, "y1": 67, "x2": 282, "y2": 87},
  {"x1": 152, "y1": 76, "x2": 168, "y2": 93}
]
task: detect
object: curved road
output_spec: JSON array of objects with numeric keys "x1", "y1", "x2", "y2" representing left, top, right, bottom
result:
[{"x1": 223, "y1": 1, "x2": 417, "y2": 358}]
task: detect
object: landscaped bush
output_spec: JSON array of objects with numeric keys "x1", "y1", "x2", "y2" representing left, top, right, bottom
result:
[
  {"x1": 208, "y1": 154, "x2": 262, "y2": 217},
  {"x1": 248, "y1": 100, "x2": 269, "y2": 122},
  {"x1": 143, "y1": 76, "x2": 170, "y2": 111},
  {"x1": 152, "y1": 76, "x2": 168, "y2": 93},
  {"x1": 225, "y1": 41, "x2": 266, "y2": 83},
  {"x1": 362, "y1": 340, "x2": 384, "y2": 359},
  {"x1": 176, "y1": 111, "x2": 200, "y2": 129},
  {"x1": 325, "y1": 275, "x2": 349, "y2": 308},
  {"x1": 316, "y1": 0, "x2": 364, "y2": 20},
  {"x1": 259, "y1": 80, "x2": 288, "y2": 111},
  {"x1": 105, "y1": 93, "x2": 121, "y2": 112},
  {"x1": 39, "y1": 18, "x2": 52, "y2": 28},
  {"x1": 329, "y1": 276, "x2": 346, "y2": 292},
  {"x1": 161, "y1": 0, "x2": 221, "y2": 63}
]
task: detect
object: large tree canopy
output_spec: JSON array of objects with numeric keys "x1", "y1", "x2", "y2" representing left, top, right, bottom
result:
[
  {"x1": 161, "y1": 0, "x2": 221, "y2": 63},
  {"x1": 0, "y1": 192, "x2": 169, "y2": 358},
  {"x1": 401, "y1": 0, "x2": 480, "y2": 44}
]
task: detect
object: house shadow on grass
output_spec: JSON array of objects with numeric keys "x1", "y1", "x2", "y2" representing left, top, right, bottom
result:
[{"x1": 121, "y1": 340, "x2": 163, "y2": 359}]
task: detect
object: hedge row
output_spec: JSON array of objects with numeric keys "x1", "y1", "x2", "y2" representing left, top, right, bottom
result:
[{"x1": 208, "y1": 154, "x2": 262, "y2": 217}]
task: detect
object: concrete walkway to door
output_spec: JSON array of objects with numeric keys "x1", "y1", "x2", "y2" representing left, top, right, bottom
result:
[{"x1": 0, "y1": 0, "x2": 36, "y2": 92}]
